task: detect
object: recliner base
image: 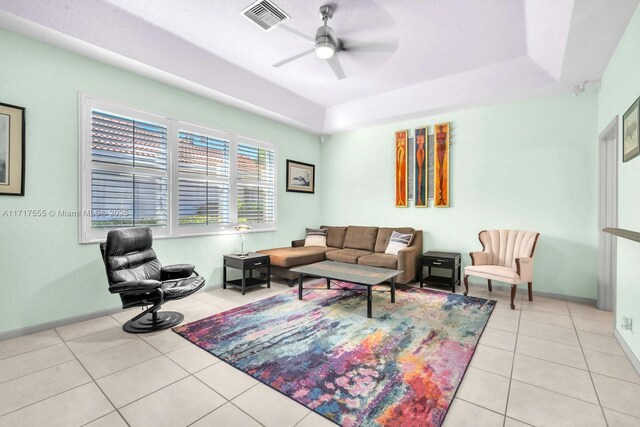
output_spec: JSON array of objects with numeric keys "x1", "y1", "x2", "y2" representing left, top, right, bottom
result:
[{"x1": 123, "y1": 311, "x2": 184, "y2": 333}]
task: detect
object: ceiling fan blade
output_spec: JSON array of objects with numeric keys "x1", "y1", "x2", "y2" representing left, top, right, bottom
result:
[
  {"x1": 326, "y1": 55, "x2": 346, "y2": 80},
  {"x1": 340, "y1": 39, "x2": 398, "y2": 53},
  {"x1": 272, "y1": 48, "x2": 315, "y2": 68},
  {"x1": 278, "y1": 24, "x2": 315, "y2": 42}
]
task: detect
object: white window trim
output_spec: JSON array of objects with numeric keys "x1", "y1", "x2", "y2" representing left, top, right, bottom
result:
[
  {"x1": 235, "y1": 134, "x2": 278, "y2": 232},
  {"x1": 78, "y1": 93, "x2": 277, "y2": 243},
  {"x1": 172, "y1": 121, "x2": 233, "y2": 237}
]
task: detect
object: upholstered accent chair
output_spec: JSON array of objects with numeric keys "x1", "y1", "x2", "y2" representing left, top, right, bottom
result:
[
  {"x1": 100, "y1": 227, "x2": 206, "y2": 333},
  {"x1": 463, "y1": 230, "x2": 540, "y2": 309}
]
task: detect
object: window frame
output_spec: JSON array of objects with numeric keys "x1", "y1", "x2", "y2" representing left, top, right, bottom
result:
[
  {"x1": 79, "y1": 94, "x2": 277, "y2": 243},
  {"x1": 235, "y1": 135, "x2": 278, "y2": 231},
  {"x1": 172, "y1": 122, "x2": 234, "y2": 237}
]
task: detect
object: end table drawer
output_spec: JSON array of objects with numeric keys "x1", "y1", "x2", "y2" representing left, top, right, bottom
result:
[
  {"x1": 246, "y1": 258, "x2": 269, "y2": 268},
  {"x1": 423, "y1": 257, "x2": 455, "y2": 268}
]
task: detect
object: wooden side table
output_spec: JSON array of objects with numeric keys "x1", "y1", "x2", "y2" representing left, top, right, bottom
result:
[
  {"x1": 223, "y1": 253, "x2": 270, "y2": 295},
  {"x1": 419, "y1": 251, "x2": 461, "y2": 293}
]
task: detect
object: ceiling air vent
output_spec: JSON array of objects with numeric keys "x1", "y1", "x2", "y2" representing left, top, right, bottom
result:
[{"x1": 242, "y1": 0, "x2": 290, "y2": 31}]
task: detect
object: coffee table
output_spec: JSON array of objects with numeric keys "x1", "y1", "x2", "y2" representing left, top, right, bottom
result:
[{"x1": 291, "y1": 261, "x2": 402, "y2": 318}]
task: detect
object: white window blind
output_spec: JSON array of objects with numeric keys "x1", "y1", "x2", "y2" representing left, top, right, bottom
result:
[
  {"x1": 237, "y1": 141, "x2": 276, "y2": 225},
  {"x1": 88, "y1": 109, "x2": 168, "y2": 234},
  {"x1": 177, "y1": 129, "x2": 230, "y2": 228},
  {"x1": 80, "y1": 96, "x2": 277, "y2": 243}
]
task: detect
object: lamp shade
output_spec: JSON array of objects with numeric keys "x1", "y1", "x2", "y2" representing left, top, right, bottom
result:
[
  {"x1": 315, "y1": 43, "x2": 335, "y2": 59},
  {"x1": 234, "y1": 224, "x2": 252, "y2": 233}
]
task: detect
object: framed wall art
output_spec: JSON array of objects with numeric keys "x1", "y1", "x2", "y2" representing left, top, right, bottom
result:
[
  {"x1": 623, "y1": 97, "x2": 639, "y2": 162},
  {"x1": 434, "y1": 122, "x2": 450, "y2": 207},
  {"x1": 414, "y1": 127, "x2": 428, "y2": 207},
  {"x1": 0, "y1": 102, "x2": 25, "y2": 196},
  {"x1": 286, "y1": 159, "x2": 315, "y2": 193},
  {"x1": 395, "y1": 130, "x2": 408, "y2": 207}
]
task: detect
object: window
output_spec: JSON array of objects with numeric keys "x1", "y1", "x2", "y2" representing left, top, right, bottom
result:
[
  {"x1": 177, "y1": 126, "x2": 231, "y2": 232},
  {"x1": 80, "y1": 96, "x2": 276, "y2": 242},
  {"x1": 237, "y1": 138, "x2": 276, "y2": 225}
]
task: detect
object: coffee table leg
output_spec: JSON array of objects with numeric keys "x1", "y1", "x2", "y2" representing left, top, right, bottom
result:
[
  {"x1": 391, "y1": 278, "x2": 396, "y2": 303},
  {"x1": 242, "y1": 268, "x2": 246, "y2": 295},
  {"x1": 223, "y1": 261, "x2": 227, "y2": 289},
  {"x1": 367, "y1": 286, "x2": 372, "y2": 318},
  {"x1": 298, "y1": 274, "x2": 303, "y2": 300},
  {"x1": 326, "y1": 278, "x2": 331, "y2": 289}
]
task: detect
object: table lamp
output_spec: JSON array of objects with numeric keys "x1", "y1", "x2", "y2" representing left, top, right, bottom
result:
[{"x1": 234, "y1": 224, "x2": 252, "y2": 257}]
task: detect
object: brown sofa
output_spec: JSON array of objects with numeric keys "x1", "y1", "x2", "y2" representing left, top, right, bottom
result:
[{"x1": 257, "y1": 226, "x2": 423, "y2": 285}]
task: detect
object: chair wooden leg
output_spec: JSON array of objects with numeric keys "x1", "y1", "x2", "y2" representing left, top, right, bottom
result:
[
  {"x1": 487, "y1": 279, "x2": 493, "y2": 292},
  {"x1": 528, "y1": 282, "x2": 533, "y2": 301},
  {"x1": 463, "y1": 275, "x2": 469, "y2": 296},
  {"x1": 510, "y1": 284, "x2": 517, "y2": 310}
]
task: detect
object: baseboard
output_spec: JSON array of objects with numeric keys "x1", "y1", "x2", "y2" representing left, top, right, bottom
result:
[
  {"x1": 466, "y1": 280, "x2": 597, "y2": 305},
  {"x1": 0, "y1": 305, "x2": 124, "y2": 342},
  {"x1": 614, "y1": 329, "x2": 640, "y2": 375},
  {"x1": 0, "y1": 281, "x2": 593, "y2": 342},
  {"x1": 0, "y1": 285, "x2": 228, "y2": 342}
]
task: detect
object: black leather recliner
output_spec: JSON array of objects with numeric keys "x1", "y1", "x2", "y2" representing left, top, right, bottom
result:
[{"x1": 100, "y1": 227, "x2": 206, "y2": 333}]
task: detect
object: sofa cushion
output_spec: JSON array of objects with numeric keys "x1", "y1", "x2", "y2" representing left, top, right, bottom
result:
[
  {"x1": 375, "y1": 227, "x2": 416, "y2": 253},
  {"x1": 257, "y1": 247, "x2": 336, "y2": 268},
  {"x1": 325, "y1": 248, "x2": 373, "y2": 264},
  {"x1": 343, "y1": 226, "x2": 379, "y2": 251},
  {"x1": 320, "y1": 225, "x2": 347, "y2": 248},
  {"x1": 464, "y1": 265, "x2": 520, "y2": 283},
  {"x1": 357, "y1": 253, "x2": 398, "y2": 269}
]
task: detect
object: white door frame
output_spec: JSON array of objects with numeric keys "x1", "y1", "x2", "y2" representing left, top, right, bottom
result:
[{"x1": 597, "y1": 116, "x2": 618, "y2": 312}]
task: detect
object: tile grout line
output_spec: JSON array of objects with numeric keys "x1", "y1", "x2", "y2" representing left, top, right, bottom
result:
[
  {"x1": 98, "y1": 357, "x2": 192, "y2": 413},
  {"x1": 502, "y1": 302, "x2": 521, "y2": 427},
  {"x1": 0, "y1": 339, "x2": 62, "y2": 362},
  {"x1": 454, "y1": 397, "x2": 508, "y2": 420},
  {"x1": 228, "y1": 400, "x2": 268, "y2": 427},
  {"x1": 52, "y1": 328, "x2": 133, "y2": 427},
  {"x1": 0, "y1": 344, "x2": 76, "y2": 386},
  {"x1": 471, "y1": 346, "x2": 635, "y2": 389},
  {"x1": 0, "y1": 380, "x2": 92, "y2": 419},
  {"x1": 570, "y1": 313, "x2": 610, "y2": 427},
  {"x1": 185, "y1": 358, "x2": 268, "y2": 426},
  {"x1": 183, "y1": 286, "x2": 311, "y2": 427},
  {"x1": 56, "y1": 320, "x2": 126, "y2": 343},
  {"x1": 0, "y1": 284, "x2": 620, "y2": 426},
  {"x1": 87, "y1": 352, "x2": 165, "y2": 382},
  {"x1": 79, "y1": 411, "x2": 121, "y2": 427}
]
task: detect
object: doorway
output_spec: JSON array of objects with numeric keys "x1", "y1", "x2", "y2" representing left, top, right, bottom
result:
[{"x1": 597, "y1": 117, "x2": 618, "y2": 312}]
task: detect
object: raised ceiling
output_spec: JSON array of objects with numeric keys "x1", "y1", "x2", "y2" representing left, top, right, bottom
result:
[{"x1": 0, "y1": 0, "x2": 637, "y2": 133}]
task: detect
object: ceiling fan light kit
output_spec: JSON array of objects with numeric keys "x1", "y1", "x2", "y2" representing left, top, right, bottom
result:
[
  {"x1": 271, "y1": 4, "x2": 395, "y2": 81},
  {"x1": 315, "y1": 5, "x2": 337, "y2": 58},
  {"x1": 315, "y1": 43, "x2": 335, "y2": 59}
]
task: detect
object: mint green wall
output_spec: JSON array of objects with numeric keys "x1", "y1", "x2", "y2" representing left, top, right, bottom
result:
[
  {"x1": 598, "y1": 5, "x2": 640, "y2": 360},
  {"x1": 321, "y1": 91, "x2": 599, "y2": 299},
  {"x1": 0, "y1": 29, "x2": 322, "y2": 334}
]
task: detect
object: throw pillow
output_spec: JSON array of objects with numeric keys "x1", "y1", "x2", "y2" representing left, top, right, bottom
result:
[
  {"x1": 385, "y1": 231, "x2": 413, "y2": 255},
  {"x1": 305, "y1": 228, "x2": 327, "y2": 247}
]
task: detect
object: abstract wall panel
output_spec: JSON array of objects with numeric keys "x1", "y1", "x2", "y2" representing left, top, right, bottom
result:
[
  {"x1": 434, "y1": 123, "x2": 450, "y2": 207},
  {"x1": 414, "y1": 127, "x2": 427, "y2": 207},
  {"x1": 395, "y1": 130, "x2": 408, "y2": 207}
]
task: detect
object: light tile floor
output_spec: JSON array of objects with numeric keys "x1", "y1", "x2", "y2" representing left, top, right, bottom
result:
[{"x1": 1, "y1": 280, "x2": 638, "y2": 427}]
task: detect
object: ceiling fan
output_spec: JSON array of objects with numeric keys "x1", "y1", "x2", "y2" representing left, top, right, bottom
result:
[{"x1": 273, "y1": 5, "x2": 397, "y2": 80}]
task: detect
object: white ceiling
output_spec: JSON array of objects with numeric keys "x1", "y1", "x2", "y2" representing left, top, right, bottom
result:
[{"x1": 0, "y1": 0, "x2": 637, "y2": 134}]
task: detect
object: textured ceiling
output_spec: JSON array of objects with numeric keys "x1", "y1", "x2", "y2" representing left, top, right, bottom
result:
[
  {"x1": 0, "y1": 0, "x2": 637, "y2": 133},
  {"x1": 101, "y1": 0, "x2": 527, "y2": 107}
]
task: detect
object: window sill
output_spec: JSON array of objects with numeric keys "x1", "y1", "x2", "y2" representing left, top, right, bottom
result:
[{"x1": 80, "y1": 226, "x2": 277, "y2": 244}]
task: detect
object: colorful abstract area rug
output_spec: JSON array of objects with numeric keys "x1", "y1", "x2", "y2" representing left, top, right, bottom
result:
[{"x1": 173, "y1": 283, "x2": 495, "y2": 427}]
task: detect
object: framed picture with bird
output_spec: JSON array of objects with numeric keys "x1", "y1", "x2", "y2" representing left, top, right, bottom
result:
[{"x1": 286, "y1": 159, "x2": 315, "y2": 194}]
